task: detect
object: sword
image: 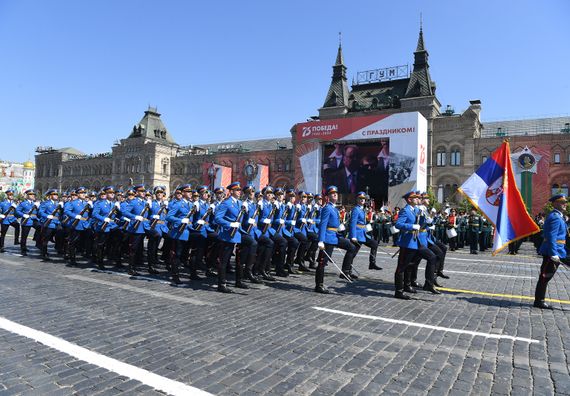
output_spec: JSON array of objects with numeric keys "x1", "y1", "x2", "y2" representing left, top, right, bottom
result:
[{"x1": 321, "y1": 248, "x2": 352, "y2": 283}]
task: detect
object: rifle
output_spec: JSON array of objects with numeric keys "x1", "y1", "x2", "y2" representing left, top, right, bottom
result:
[
  {"x1": 131, "y1": 200, "x2": 151, "y2": 230},
  {"x1": 261, "y1": 202, "x2": 277, "y2": 234},
  {"x1": 42, "y1": 202, "x2": 63, "y2": 229},
  {"x1": 101, "y1": 203, "x2": 120, "y2": 232},
  {"x1": 275, "y1": 203, "x2": 291, "y2": 233},
  {"x1": 177, "y1": 203, "x2": 197, "y2": 233},
  {"x1": 150, "y1": 201, "x2": 169, "y2": 230},
  {"x1": 195, "y1": 203, "x2": 215, "y2": 232},
  {"x1": 70, "y1": 201, "x2": 92, "y2": 229},
  {"x1": 245, "y1": 201, "x2": 262, "y2": 234},
  {"x1": 230, "y1": 204, "x2": 247, "y2": 238},
  {"x1": 20, "y1": 204, "x2": 38, "y2": 227},
  {"x1": 287, "y1": 204, "x2": 301, "y2": 233},
  {"x1": 0, "y1": 203, "x2": 17, "y2": 219}
]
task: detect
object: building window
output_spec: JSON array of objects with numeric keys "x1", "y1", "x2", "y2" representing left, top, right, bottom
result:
[
  {"x1": 481, "y1": 155, "x2": 488, "y2": 164},
  {"x1": 554, "y1": 153, "x2": 560, "y2": 164},
  {"x1": 450, "y1": 150, "x2": 461, "y2": 166},
  {"x1": 436, "y1": 151, "x2": 446, "y2": 167}
]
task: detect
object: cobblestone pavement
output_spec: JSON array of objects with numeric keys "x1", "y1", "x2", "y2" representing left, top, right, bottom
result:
[{"x1": 0, "y1": 236, "x2": 569, "y2": 395}]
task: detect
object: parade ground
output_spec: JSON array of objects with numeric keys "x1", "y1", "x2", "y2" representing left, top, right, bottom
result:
[{"x1": 0, "y1": 235, "x2": 569, "y2": 395}]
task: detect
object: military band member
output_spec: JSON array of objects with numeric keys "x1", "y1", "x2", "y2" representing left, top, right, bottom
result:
[
  {"x1": 166, "y1": 184, "x2": 195, "y2": 284},
  {"x1": 38, "y1": 189, "x2": 63, "y2": 261},
  {"x1": 349, "y1": 192, "x2": 382, "y2": 271},
  {"x1": 315, "y1": 186, "x2": 356, "y2": 294},
  {"x1": 63, "y1": 187, "x2": 91, "y2": 266},
  {"x1": 214, "y1": 182, "x2": 248, "y2": 293},
  {"x1": 0, "y1": 189, "x2": 20, "y2": 252},
  {"x1": 467, "y1": 208, "x2": 482, "y2": 254},
  {"x1": 534, "y1": 194, "x2": 569, "y2": 309}
]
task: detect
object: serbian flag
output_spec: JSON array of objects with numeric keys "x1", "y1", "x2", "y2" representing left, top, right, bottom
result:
[{"x1": 458, "y1": 140, "x2": 539, "y2": 255}]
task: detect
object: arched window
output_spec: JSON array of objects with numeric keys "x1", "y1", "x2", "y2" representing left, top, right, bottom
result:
[
  {"x1": 436, "y1": 149, "x2": 446, "y2": 167},
  {"x1": 450, "y1": 149, "x2": 461, "y2": 166}
]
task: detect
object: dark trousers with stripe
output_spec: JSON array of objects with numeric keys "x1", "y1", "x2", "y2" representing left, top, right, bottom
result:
[
  {"x1": 0, "y1": 222, "x2": 20, "y2": 249},
  {"x1": 534, "y1": 256, "x2": 568, "y2": 303}
]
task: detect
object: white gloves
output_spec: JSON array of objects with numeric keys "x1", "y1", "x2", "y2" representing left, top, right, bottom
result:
[
  {"x1": 425, "y1": 217, "x2": 433, "y2": 224},
  {"x1": 247, "y1": 218, "x2": 256, "y2": 225},
  {"x1": 287, "y1": 202, "x2": 293, "y2": 208},
  {"x1": 351, "y1": 238, "x2": 358, "y2": 243},
  {"x1": 338, "y1": 224, "x2": 345, "y2": 232},
  {"x1": 230, "y1": 222, "x2": 240, "y2": 228},
  {"x1": 34, "y1": 202, "x2": 40, "y2": 208},
  {"x1": 431, "y1": 208, "x2": 437, "y2": 214},
  {"x1": 365, "y1": 224, "x2": 373, "y2": 232},
  {"x1": 263, "y1": 218, "x2": 271, "y2": 224},
  {"x1": 135, "y1": 215, "x2": 144, "y2": 222},
  {"x1": 75, "y1": 215, "x2": 82, "y2": 220},
  {"x1": 279, "y1": 219, "x2": 285, "y2": 224},
  {"x1": 197, "y1": 219, "x2": 205, "y2": 225},
  {"x1": 428, "y1": 225, "x2": 436, "y2": 231},
  {"x1": 209, "y1": 204, "x2": 216, "y2": 210},
  {"x1": 104, "y1": 217, "x2": 111, "y2": 223},
  {"x1": 308, "y1": 219, "x2": 314, "y2": 224},
  {"x1": 552, "y1": 255, "x2": 560, "y2": 263},
  {"x1": 152, "y1": 215, "x2": 160, "y2": 220},
  {"x1": 296, "y1": 204, "x2": 301, "y2": 209},
  {"x1": 23, "y1": 214, "x2": 30, "y2": 219},
  {"x1": 181, "y1": 218, "x2": 190, "y2": 224},
  {"x1": 115, "y1": 202, "x2": 121, "y2": 209},
  {"x1": 123, "y1": 217, "x2": 130, "y2": 222},
  {"x1": 301, "y1": 218, "x2": 307, "y2": 223},
  {"x1": 47, "y1": 215, "x2": 54, "y2": 220},
  {"x1": 242, "y1": 202, "x2": 248, "y2": 209},
  {"x1": 318, "y1": 241, "x2": 325, "y2": 250},
  {"x1": 291, "y1": 220, "x2": 296, "y2": 226},
  {"x1": 11, "y1": 203, "x2": 17, "y2": 208},
  {"x1": 88, "y1": 201, "x2": 94, "y2": 208},
  {"x1": 0, "y1": 215, "x2": 5, "y2": 219},
  {"x1": 412, "y1": 224, "x2": 420, "y2": 230}
]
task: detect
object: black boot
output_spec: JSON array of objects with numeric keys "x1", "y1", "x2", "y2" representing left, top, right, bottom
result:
[
  {"x1": 147, "y1": 266, "x2": 159, "y2": 275},
  {"x1": 423, "y1": 283, "x2": 441, "y2": 295},
  {"x1": 314, "y1": 284, "x2": 330, "y2": 294},
  {"x1": 217, "y1": 284, "x2": 234, "y2": 293}
]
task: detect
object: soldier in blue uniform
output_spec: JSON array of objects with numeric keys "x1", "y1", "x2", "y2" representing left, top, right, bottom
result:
[
  {"x1": 91, "y1": 186, "x2": 119, "y2": 269},
  {"x1": 214, "y1": 182, "x2": 249, "y2": 293},
  {"x1": 293, "y1": 191, "x2": 313, "y2": 273},
  {"x1": 239, "y1": 185, "x2": 263, "y2": 284},
  {"x1": 15, "y1": 189, "x2": 40, "y2": 256},
  {"x1": 271, "y1": 188, "x2": 290, "y2": 277},
  {"x1": 255, "y1": 186, "x2": 277, "y2": 281},
  {"x1": 304, "y1": 193, "x2": 322, "y2": 269},
  {"x1": 534, "y1": 194, "x2": 569, "y2": 309},
  {"x1": 166, "y1": 184, "x2": 195, "y2": 284},
  {"x1": 38, "y1": 189, "x2": 63, "y2": 261},
  {"x1": 315, "y1": 186, "x2": 356, "y2": 293},
  {"x1": 146, "y1": 186, "x2": 168, "y2": 275},
  {"x1": 0, "y1": 189, "x2": 20, "y2": 252},
  {"x1": 63, "y1": 187, "x2": 91, "y2": 266},
  {"x1": 348, "y1": 192, "x2": 382, "y2": 271},
  {"x1": 280, "y1": 189, "x2": 300, "y2": 276},
  {"x1": 186, "y1": 186, "x2": 213, "y2": 279},
  {"x1": 123, "y1": 185, "x2": 152, "y2": 275}
]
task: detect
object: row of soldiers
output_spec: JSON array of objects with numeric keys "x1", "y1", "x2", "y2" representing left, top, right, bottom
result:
[{"x1": 0, "y1": 183, "x2": 386, "y2": 294}]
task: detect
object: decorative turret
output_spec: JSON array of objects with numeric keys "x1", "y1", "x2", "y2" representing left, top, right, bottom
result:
[
  {"x1": 128, "y1": 106, "x2": 177, "y2": 145},
  {"x1": 405, "y1": 26, "x2": 435, "y2": 98}
]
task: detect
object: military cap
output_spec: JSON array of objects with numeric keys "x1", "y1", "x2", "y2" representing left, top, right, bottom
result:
[
  {"x1": 115, "y1": 189, "x2": 124, "y2": 196},
  {"x1": 180, "y1": 184, "x2": 192, "y2": 192},
  {"x1": 67, "y1": 190, "x2": 75, "y2": 196},
  {"x1": 153, "y1": 186, "x2": 165, "y2": 194},
  {"x1": 76, "y1": 186, "x2": 87, "y2": 194},
  {"x1": 243, "y1": 185, "x2": 255, "y2": 193},
  {"x1": 402, "y1": 191, "x2": 419, "y2": 200},
  {"x1": 213, "y1": 187, "x2": 225, "y2": 194},
  {"x1": 262, "y1": 185, "x2": 274, "y2": 194},
  {"x1": 197, "y1": 185, "x2": 209, "y2": 194},
  {"x1": 314, "y1": 193, "x2": 322, "y2": 199},
  {"x1": 192, "y1": 190, "x2": 199, "y2": 196},
  {"x1": 356, "y1": 191, "x2": 367, "y2": 199},
  {"x1": 103, "y1": 186, "x2": 115, "y2": 193},
  {"x1": 133, "y1": 184, "x2": 146, "y2": 192},
  {"x1": 326, "y1": 186, "x2": 338, "y2": 195},
  {"x1": 5, "y1": 188, "x2": 15, "y2": 194},
  {"x1": 45, "y1": 188, "x2": 59, "y2": 197},
  {"x1": 297, "y1": 190, "x2": 307, "y2": 197},
  {"x1": 89, "y1": 190, "x2": 97, "y2": 197},
  {"x1": 126, "y1": 188, "x2": 135, "y2": 196},
  {"x1": 227, "y1": 181, "x2": 241, "y2": 191},
  {"x1": 286, "y1": 188, "x2": 296, "y2": 196},
  {"x1": 549, "y1": 194, "x2": 567, "y2": 203},
  {"x1": 306, "y1": 192, "x2": 314, "y2": 198},
  {"x1": 275, "y1": 187, "x2": 284, "y2": 195}
]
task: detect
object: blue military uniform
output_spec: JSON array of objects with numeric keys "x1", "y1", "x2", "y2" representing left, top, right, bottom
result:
[
  {"x1": 0, "y1": 189, "x2": 20, "y2": 252},
  {"x1": 38, "y1": 190, "x2": 63, "y2": 260},
  {"x1": 15, "y1": 191, "x2": 40, "y2": 256},
  {"x1": 534, "y1": 194, "x2": 569, "y2": 308},
  {"x1": 348, "y1": 193, "x2": 380, "y2": 270},
  {"x1": 63, "y1": 188, "x2": 91, "y2": 264}
]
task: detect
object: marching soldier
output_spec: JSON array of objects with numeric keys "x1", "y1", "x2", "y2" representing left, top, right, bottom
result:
[
  {"x1": 467, "y1": 208, "x2": 481, "y2": 254},
  {"x1": 534, "y1": 194, "x2": 569, "y2": 309},
  {"x1": 349, "y1": 192, "x2": 382, "y2": 271},
  {"x1": 63, "y1": 187, "x2": 91, "y2": 266},
  {"x1": 270, "y1": 187, "x2": 288, "y2": 277},
  {"x1": 123, "y1": 185, "x2": 151, "y2": 275},
  {"x1": 147, "y1": 186, "x2": 168, "y2": 275},
  {"x1": 239, "y1": 185, "x2": 263, "y2": 284},
  {"x1": 38, "y1": 189, "x2": 63, "y2": 261},
  {"x1": 15, "y1": 189, "x2": 40, "y2": 256},
  {"x1": 91, "y1": 186, "x2": 119, "y2": 269},
  {"x1": 303, "y1": 193, "x2": 321, "y2": 269},
  {"x1": 293, "y1": 191, "x2": 314, "y2": 273},
  {"x1": 166, "y1": 184, "x2": 195, "y2": 284},
  {"x1": 0, "y1": 188, "x2": 20, "y2": 252},
  {"x1": 281, "y1": 189, "x2": 300, "y2": 276},
  {"x1": 188, "y1": 185, "x2": 215, "y2": 279},
  {"x1": 315, "y1": 186, "x2": 356, "y2": 293},
  {"x1": 214, "y1": 182, "x2": 249, "y2": 292},
  {"x1": 256, "y1": 186, "x2": 277, "y2": 281}
]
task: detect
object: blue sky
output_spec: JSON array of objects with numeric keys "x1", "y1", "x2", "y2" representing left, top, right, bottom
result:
[{"x1": 0, "y1": 0, "x2": 568, "y2": 162}]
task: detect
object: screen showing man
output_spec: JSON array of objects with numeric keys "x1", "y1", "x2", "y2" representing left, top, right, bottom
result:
[{"x1": 322, "y1": 140, "x2": 390, "y2": 206}]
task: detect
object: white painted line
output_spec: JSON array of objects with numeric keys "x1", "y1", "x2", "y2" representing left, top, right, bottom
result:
[
  {"x1": 0, "y1": 316, "x2": 212, "y2": 396},
  {"x1": 313, "y1": 306, "x2": 539, "y2": 344},
  {"x1": 417, "y1": 267, "x2": 534, "y2": 279},
  {"x1": 446, "y1": 256, "x2": 541, "y2": 266},
  {"x1": 64, "y1": 274, "x2": 216, "y2": 306}
]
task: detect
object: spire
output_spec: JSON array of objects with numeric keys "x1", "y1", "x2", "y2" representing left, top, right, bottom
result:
[
  {"x1": 405, "y1": 21, "x2": 434, "y2": 98},
  {"x1": 322, "y1": 36, "x2": 349, "y2": 109}
]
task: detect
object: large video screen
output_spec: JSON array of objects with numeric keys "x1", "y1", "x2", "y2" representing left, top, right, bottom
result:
[{"x1": 322, "y1": 140, "x2": 389, "y2": 206}]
